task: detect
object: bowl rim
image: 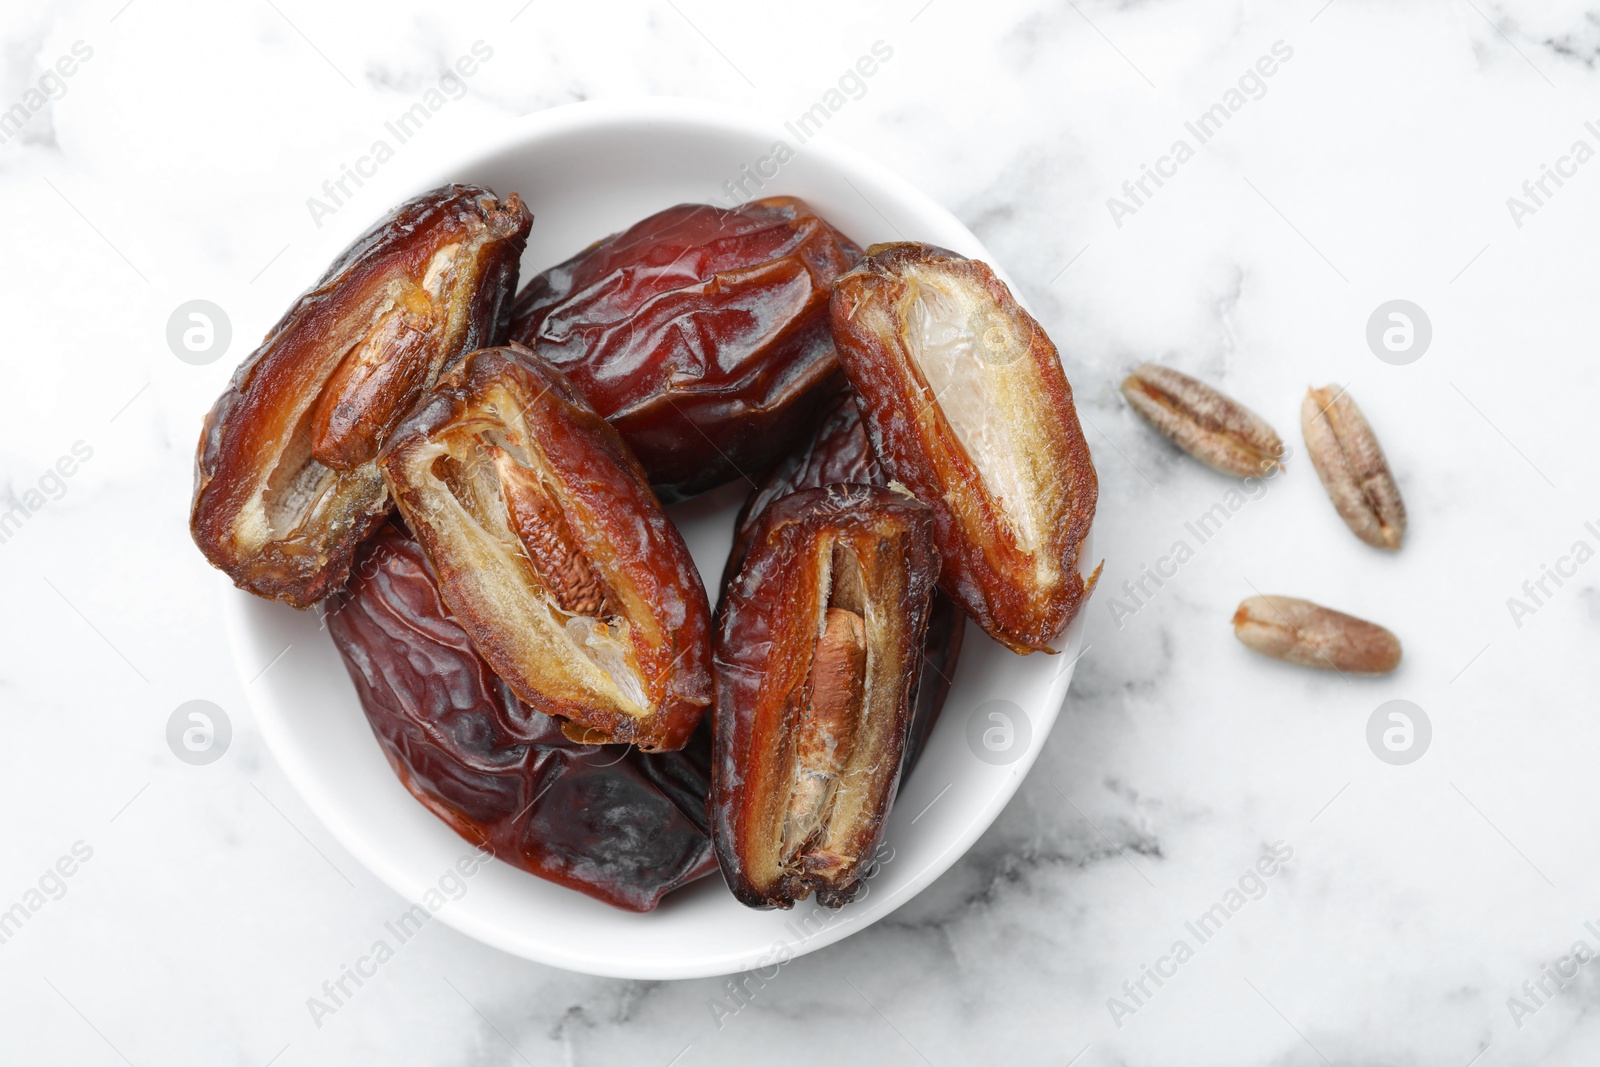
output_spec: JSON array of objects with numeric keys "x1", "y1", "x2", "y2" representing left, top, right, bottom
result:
[{"x1": 230, "y1": 96, "x2": 1094, "y2": 979}]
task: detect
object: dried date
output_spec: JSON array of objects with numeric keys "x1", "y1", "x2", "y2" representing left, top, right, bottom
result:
[
  {"x1": 724, "y1": 390, "x2": 964, "y2": 783},
  {"x1": 713, "y1": 484, "x2": 940, "y2": 909},
  {"x1": 379, "y1": 344, "x2": 712, "y2": 751},
  {"x1": 326, "y1": 523, "x2": 716, "y2": 912},
  {"x1": 829, "y1": 242, "x2": 1100, "y2": 653},
  {"x1": 509, "y1": 197, "x2": 859, "y2": 501},
  {"x1": 191, "y1": 184, "x2": 531, "y2": 608}
]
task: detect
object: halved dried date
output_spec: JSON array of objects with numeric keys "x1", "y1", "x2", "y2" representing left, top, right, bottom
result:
[
  {"x1": 326, "y1": 523, "x2": 716, "y2": 912},
  {"x1": 191, "y1": 184, "x2": 531, "y2": 608},
  {"x1": 509, "y1": 197, "x2": 859, "y2": 501},
  {"x1": 829, "y1": 242, "x2": 1100, "y2": 653},
  {"x1": 714, "y1": 484, "x2": 939, "y2": 909},
  {"x1": 724, "y1": 390, "x2": 964, "y2": 783},
  {"x1": 379, "y1": 344, "x2": 712, "y2": 751}
]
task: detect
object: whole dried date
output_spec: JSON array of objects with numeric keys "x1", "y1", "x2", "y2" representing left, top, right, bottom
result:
[
  {"x1": 725, "y1": 390, "x2": 964, "y2": 782},
  {"x1": 714, "y1": 484, "x2": 939, "y2": 909},
  {"x1": 829, "y1": 242, "x2": 1099, "y2": 653},
  {"x1": 509, "y1": 197, "x2": 859, "y2": 501},
  {"x1": 326, "y1": 523, "x2": 716, "y2": 912},
  {"x1": 191, "y1": 184, "x2": 531, "y2": 608},
  {"x1": 380, "y1": 344, "x2": 712, "y2": 751}
]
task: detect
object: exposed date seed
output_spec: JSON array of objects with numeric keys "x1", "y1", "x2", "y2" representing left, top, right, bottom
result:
[
  {"x1": 1232, "y1": 595, "x2": 1401, "y2": 674},
  {"x1": 487, "y1": 446, "x2": 608, "y2": 615},
  {"x1": 309, "y1": 286, "x2": 437, "y2": 470},
  {"x1": 1121, "y1": 363, "x2": 1285, "y2": 478},
  {"x1": 1302, "y1": 386, "x2": 1406, "y2": 550},
  {"x1": 784, "y1": 606, "x2": 867, "y2": 860}
]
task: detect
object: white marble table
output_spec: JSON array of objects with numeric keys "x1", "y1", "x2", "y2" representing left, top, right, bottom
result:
[{"x1": 3, "y1": 0, "x2": 1598, "y2": 1063}]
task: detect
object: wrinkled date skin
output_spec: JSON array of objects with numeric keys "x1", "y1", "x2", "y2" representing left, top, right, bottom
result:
[
  {"x1": 327, "y1": 524, "x2": 717, "y2": 912},
  {"x1": 509, "y1": 197, "x2": 860, "y2": 501},
  {"x1": 714, "y1": 485, "x2": 939, "y2": 909},
  {"x1": 380, "y1": 344, "x2": 712, "y2": 751},
  {"x1": 725, "y1": 391, "x2": 964, "y2": 783},
  {"x1": 830, "y1": 243, "x2": 1100, "y2": 653},
  {"x1": 191, "y1": 184, "x2": 532, "y2": 608}
]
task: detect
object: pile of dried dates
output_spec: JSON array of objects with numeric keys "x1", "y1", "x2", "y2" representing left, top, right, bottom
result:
[{"x1": 192, "y1": 183, "x2": 1099, "y2": 912}]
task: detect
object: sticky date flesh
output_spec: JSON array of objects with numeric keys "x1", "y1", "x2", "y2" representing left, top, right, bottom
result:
[
  {"x1": 326, "y1": 524, "x2": 716, "y2": 912},
  {"x1": 725, "y1": 391, "x2": 964, "y2": 784},
  {"x1": 829, "y1": 243, "x2": 1099, "y2": 653},
  {"x1": 380, "y1": 344, "x2": 712, "y2": 751},
  {"x1": 191, "y1": 184, "x2": 531, "y2": 608},
  {"x1": 714, "y1": 485, "x2": 939, "y2": 908},
  {"x1": 509, "y1": 197, "x2": 860, "y2": 501}
]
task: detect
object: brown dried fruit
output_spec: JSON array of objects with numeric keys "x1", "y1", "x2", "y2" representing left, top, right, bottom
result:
[
  {"x1": 326, "y1": 523, "x2": 717, "y2": 912},
  {"x1": 724, "y1": 390, "x2": 965, "y2": 786},
  {"x1": 1302, "y1": 386, "x2": 1406, "y2": 550},
  {"x1": 1232, "y1": 595, "x2": 1401, "y2": 674},
  {"x1": 829, "y1": 242, "x2": 1100, "y2": 654},
  {"x1": 713, "y1": 484, "x2": 940, "y2": 908},
  {"x1": 190, "y1": 184, "x2": 532, "y2": 608},
  {"x1": 379, "y1": 344, "x2": 712, "y2": 751},
  {"x1": 509, "y1": 197, "x2": 860, "y2": 501},
  {"x1": 1122, "y1": 363, "x2": 1285, "y2": 478}
]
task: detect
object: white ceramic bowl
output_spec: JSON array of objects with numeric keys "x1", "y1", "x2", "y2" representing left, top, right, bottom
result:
[{"x1": 226, "y1": 98, "x2": 1092, "y2": 980}]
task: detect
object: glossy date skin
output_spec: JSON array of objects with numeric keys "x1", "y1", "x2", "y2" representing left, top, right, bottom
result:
[
  {"x1": 380, "y1": 344, "x2": 713, "y2": 751},
  {"x1": 509, "y1": 197, "x2": 859, "y2": 501},
  {"x1": 714, "y1": 485, "x2": 939, "y2": 909},
  {"x1": 830, "y1": 243, "x2": 1100, "y2": 653},
  {"x1": 725, "y1": 390, "x2": 964, "y2": 783},
  {"x1": 326, "y1": 523, "x2": 716, "y2": 912},
  {"x1": 191, "y1": 184, "x2": 531, "y2": 608}
]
